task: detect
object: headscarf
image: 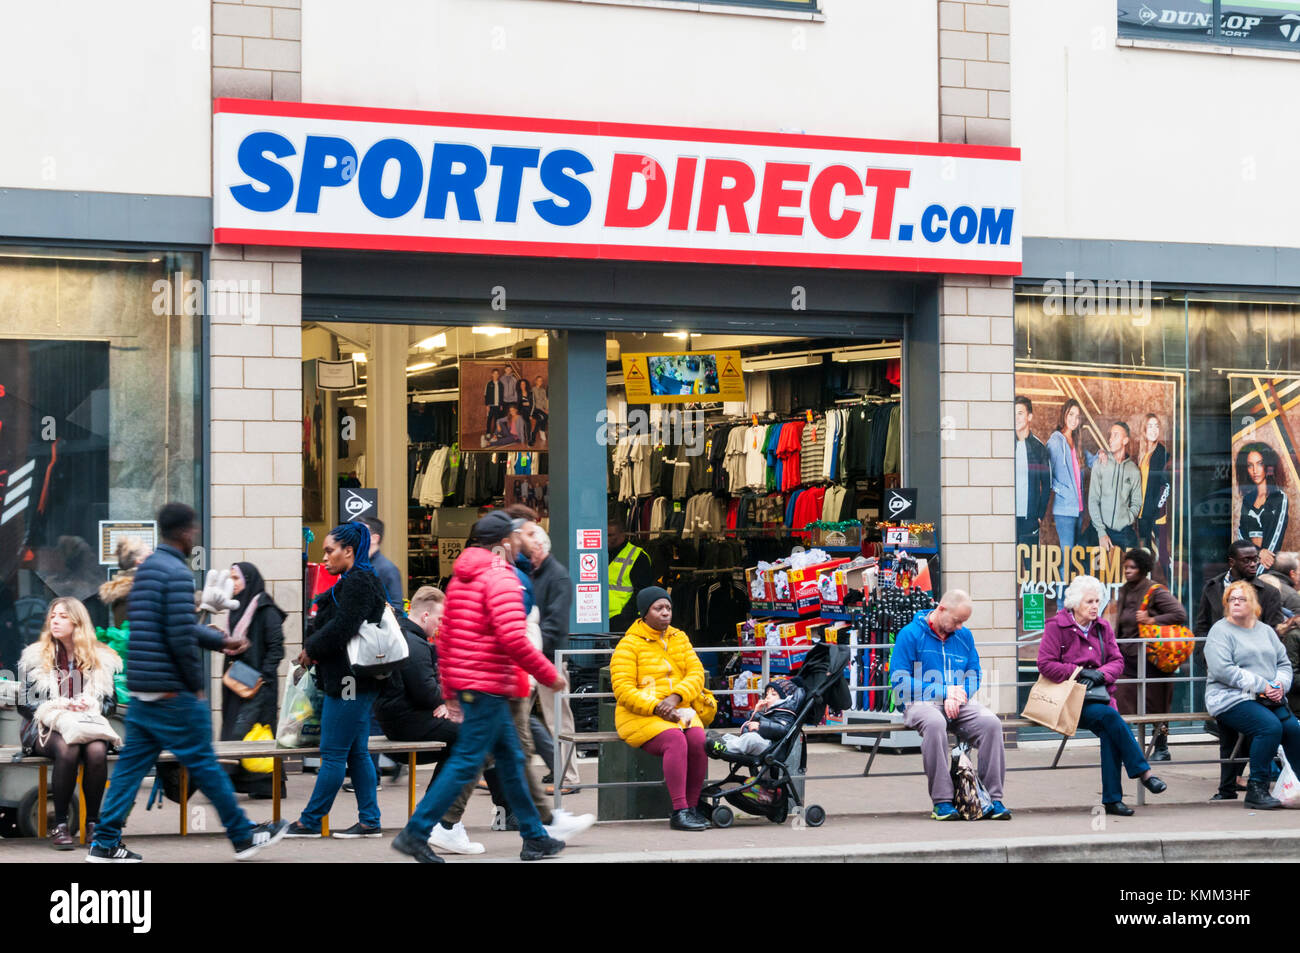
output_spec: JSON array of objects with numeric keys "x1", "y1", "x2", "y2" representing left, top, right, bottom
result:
[
  {"x1": 328, "y1": 520, "x2": 375, "y2": 575},
  {"x1": 228, "y1": 561, "x2": 268, "y2": 632}
]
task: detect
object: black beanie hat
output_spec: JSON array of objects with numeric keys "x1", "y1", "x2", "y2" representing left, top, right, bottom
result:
[
  {"x1": 636, "y1": 586, "x2": 671, "y2": 618},
  {"x1": 472, "y1": 510, "x2": 516, "y2": 545}
]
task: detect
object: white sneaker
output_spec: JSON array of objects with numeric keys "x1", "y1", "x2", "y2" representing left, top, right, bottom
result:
[
  {"x1": 544, "y1": 808, "x2": 595, "y2": 842},
  {"x1": 427, "y1": 821, "x2": 485, "y2": 855}
]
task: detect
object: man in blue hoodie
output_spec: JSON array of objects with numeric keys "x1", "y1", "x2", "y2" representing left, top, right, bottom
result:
[{"x1": 889, "y1": 589, "x2": 1011, "y2": 821}]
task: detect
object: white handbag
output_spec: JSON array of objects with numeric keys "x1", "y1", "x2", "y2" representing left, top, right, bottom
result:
[{"x1": 347, "y1": 604, "x2": 409, "y2": 678}]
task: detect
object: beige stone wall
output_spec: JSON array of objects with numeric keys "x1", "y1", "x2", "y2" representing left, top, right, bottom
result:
[
  {"x1": 208, "y1": 1, "x2": 304, "y2": 713},
  {"x1": 939, "y1": 0, "x2": 1017, "y2": 715}
]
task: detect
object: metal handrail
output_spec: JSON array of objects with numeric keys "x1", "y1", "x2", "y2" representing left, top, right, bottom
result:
[{"x1": 549, "y1": 631, "x2": 1216, "y2": 812}]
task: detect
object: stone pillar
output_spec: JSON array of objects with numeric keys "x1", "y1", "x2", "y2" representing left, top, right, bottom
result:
[
  {"x1": 208, "y1": 0, "x2": 303, "y2": 716},
  {"x1": 939, "y1": 0, "x2": 1017, "y2": 714},
  {"x1": 366, "y1": 324, "x2": 410, "y2": 603}
]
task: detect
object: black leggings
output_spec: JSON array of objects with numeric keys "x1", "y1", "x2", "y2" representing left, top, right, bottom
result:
[{"x1": 30, "y1": 733, "x2": 109, "y2": 825}]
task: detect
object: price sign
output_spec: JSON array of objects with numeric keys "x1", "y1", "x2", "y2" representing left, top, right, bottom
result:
[{"x1": 885, "y1": 527, "x2": 909, "y2": 546}]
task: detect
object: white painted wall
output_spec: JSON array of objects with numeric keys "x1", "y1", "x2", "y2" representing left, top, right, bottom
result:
[
  {"x1": 1012, "y1": 0, "x2": 1300, "y2": 248},
  {"x1": 302, "y1": 0, "x2": 938, "y2": 142},
  {"x1": 0, "y1": 0, "x2": 211, "y2": 197}
]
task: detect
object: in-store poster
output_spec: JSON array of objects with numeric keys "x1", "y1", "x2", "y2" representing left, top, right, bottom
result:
[
  {"x1": 459, "y1": 359, "x2": 549, "y2": 452},
  {"x1": 1013, "y1": 368, "x2": 1182, "y2": 639},
  {"x1": 1229, "y1": 376, "x2": 1300, "y2": 560}
]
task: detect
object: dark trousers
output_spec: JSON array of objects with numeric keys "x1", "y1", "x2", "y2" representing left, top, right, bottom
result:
[
  {"x1": 95, "y1": 694, "x2": 254, "y2": 848},
  {"x1": 404, "y1": 692, "x2": 545, "y2": 842},
  {"x1": 1106, "y1": 525, "x2": 1138, "y2": 548},
  {"x1": 1078, "y1": 701, "x2": 1150, "y2": 804},
  {"x1": 1216, "y1": 700, "x2": 1300, "y2": 787}
]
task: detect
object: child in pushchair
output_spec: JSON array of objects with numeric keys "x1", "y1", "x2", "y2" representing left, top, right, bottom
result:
[
  {"x1": 706, "y1": 678, "x2": 804, "y2": 759},
  {"x1": 698, "y1": 642, "x2": 850, "y2": 828}
]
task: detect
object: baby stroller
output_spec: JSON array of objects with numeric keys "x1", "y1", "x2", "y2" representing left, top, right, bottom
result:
[{"x1": 700, "y1": 641, "x2": 851, "y2": 828}]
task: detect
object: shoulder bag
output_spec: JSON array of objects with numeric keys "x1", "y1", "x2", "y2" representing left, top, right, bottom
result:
[
  {"x1": 348, "y1": 603, "x2": 409, "y2": 678},
  {"x1": 1139, "y1": 584, "x2": 1194, "y2": 674}
]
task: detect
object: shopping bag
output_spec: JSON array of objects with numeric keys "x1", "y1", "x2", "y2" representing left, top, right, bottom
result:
[
  {"x1": 1020, "y1": 665, "x2": 1085, "y2": 736},
  {"x1": 950, "y1": 745, "x2": 987, "y2": 820},
  {"x1": 276, "y1": 667, "x2": 323, "y2": 748},
  {"x1": 240, "y1": 723, "x2": 274, "y2": 773},
  {"x1": 1139, "y1": 585, "x2": 1194, "y2": 673},
  {"x1": 1272, "y1": 748, "x2": 1300, "y2": 808}
]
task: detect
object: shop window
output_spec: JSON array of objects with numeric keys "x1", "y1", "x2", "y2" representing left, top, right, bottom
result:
[
  {"x1": 1014, "y1": 280, "x2": 1300, "y2": 723},
  {"x1": 1119, "y1": 0, "x2": 1300, "y2": 51},
  {"x1": 0, "y1": 246, "x2": 203, "y2": 672}
]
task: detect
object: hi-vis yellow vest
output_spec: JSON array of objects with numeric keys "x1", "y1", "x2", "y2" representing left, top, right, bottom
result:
[{"x1": 608, "y1": 541, "x2": 647, "y2": 619}]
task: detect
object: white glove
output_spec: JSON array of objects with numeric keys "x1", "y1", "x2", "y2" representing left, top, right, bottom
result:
[{"x1": 198, "y1": 568, "x2": 240, "y2": 615}]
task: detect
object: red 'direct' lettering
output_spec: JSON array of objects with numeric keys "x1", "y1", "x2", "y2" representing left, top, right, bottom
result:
[
  {"x1": 756, "y1": 162, "x2": 809, "y2": 236},
  {"x1": 604, "y1": 153, "x2": 668, "y2": 228},
  {"x1": 668, "y1": 156, "x2": 698, "y2": 232},
  {"x1": 865, "y1": 168, "x2": 911, "y2": 241},
  {"x1": 695, "y1": 158, "x2": 756, "y2": 233},
  {"x1": 809, "y1": 164, "x2": 864, "y2": 240}
]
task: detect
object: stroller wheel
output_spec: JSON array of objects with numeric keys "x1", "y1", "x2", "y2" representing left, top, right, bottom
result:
[
  {"x1": 805, "y1": 805, "x2": 826, "y2": 827},
  {"x1": 711, "y1": 805, "x2": 734, "y2": 829}
]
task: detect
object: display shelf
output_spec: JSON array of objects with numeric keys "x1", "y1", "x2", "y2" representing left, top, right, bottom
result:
[
  {"x1": 883, "y1": 545, "x2": 938, "y2": 555},
  {"x1": 822, "y1": 545, "x2": 865, "y2": 553}
]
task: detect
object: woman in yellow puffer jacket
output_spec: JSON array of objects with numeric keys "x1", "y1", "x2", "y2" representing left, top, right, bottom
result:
[{"x1": 611, "y1": 587, "x2": 711, "y2": 831}]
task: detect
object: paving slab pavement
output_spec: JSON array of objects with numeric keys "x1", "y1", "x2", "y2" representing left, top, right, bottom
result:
[{"x1": 5, "y1": 741, "x2": 1296, "y2": 863}]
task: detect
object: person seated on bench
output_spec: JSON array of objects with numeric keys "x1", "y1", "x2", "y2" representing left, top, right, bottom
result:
[
  {"x1": 706, "y1": 679, "x2": 803, "y2": 758},
  {"x1": 18, "y1": 597, "x2": 122, "y2": 849},
  {"x1": 889, "y1": 589, "x2": 1011, "y2": 821},
  {"x1": 1038, "y1": 574, "x2": 1167, "y2": 817},
  {"x1": 611, "y1": 587, "x2": 711, "y2": 832},
  {"x1": 1205, "y1": 580, "x2": 1300, "y2": 811}
]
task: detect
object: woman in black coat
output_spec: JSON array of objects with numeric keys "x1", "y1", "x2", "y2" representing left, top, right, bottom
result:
[
  {"x1": 287, "y1": 521, "x2": 387, "y2": 838},
  {"x1": 220, "y1": 563, "x2": 286, "y2": 795}
]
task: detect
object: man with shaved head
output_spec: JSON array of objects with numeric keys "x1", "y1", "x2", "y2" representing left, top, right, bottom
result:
[{"x1": 889, "y1": 589, "x2": 1011, "y2": 821}]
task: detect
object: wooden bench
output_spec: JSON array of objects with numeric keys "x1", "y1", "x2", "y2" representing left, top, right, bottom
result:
[
  {"x1": 555, "y1": 712, "x2": 1230, "y2": 809},
  {"x1": 0, "y1": 737, "x2": 444, "y2": 844}
]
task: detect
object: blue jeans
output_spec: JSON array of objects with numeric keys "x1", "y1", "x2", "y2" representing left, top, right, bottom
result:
[
  {"x1": 300, "y1": 692, "x2": 380, "y2": 830},
  {"x1": 1216, "y1": 699, "x2": 1300, "y2": 783},
  {"x1": 1078, "y1": 701, "x2": 1150, "y2": 804},
  {"x1": 94, "y1": 693, "x2": 254, "y2": 847},
  {"x1": 404, "y1": 691, "x2": 545, "y2": 842},
  {"x1": 1054, "y1": 514, "x2": 1079, "y2": 555}
]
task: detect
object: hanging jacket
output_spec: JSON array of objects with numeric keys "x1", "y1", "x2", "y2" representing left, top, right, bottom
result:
[
  {"x1": 610, "y1": 618, "x2": 706, "y2": 748},
  {"x1": 437, "y1": 546, "x2": 557, "y2": 698}
]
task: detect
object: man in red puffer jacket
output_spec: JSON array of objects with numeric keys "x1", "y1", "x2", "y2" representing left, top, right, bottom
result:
[{"x1": 393, "y1": 510, "x2": 568, "y2": 864}]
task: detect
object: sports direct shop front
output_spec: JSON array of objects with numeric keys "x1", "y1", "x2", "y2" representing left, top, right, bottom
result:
[{"x1": 212, "y1": 100, "x2": 1021, "y2": 711}]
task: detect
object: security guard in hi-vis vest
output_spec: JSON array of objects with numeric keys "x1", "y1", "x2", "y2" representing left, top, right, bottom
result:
[{"x1": 607, "y1": 517, "x2": 654, "y2": 633}]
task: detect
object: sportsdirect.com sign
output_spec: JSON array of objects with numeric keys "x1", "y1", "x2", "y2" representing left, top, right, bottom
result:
[{"x1": 214, "y1": 99, "x2": 1021, "y2": 274}]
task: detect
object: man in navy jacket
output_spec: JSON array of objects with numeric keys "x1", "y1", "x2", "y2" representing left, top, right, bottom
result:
[
  {"x1": 88, "y1": 503, "x2": 287, "y2": 863},
  {"x1": 889, "y1": 590, "x2": 1012, "y2": 822}
]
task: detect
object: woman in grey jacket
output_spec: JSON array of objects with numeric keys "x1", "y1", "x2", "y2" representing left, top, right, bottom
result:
[{"x1": 1204, "y1": 580, "x2": 1300, "y2": 809}]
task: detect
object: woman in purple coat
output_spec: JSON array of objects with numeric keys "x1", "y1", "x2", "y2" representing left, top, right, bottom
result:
[{"x1": 1037, "y1": 575, "x2": 1169, "y2": 815}]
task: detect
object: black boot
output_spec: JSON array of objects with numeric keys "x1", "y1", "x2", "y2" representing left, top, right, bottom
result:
[
  {"x1": 1150, "y1": 730, "x2": 1171, "y2": 762},
  {"x1": 1244, "y1": 777, "x2": 1283, "y2": 810},
  {"x1": 670, "y1": 808, "x2": 709, "y2": 831}
]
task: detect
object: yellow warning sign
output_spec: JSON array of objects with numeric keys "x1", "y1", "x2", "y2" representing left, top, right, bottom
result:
[{"x1": 621, "y1": 350, "x2": 746, "y2": 405}]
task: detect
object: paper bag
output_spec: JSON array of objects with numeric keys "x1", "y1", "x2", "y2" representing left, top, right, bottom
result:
[{"x1": 1020, "y1": 665, "x2": 1085, "y2": 736}]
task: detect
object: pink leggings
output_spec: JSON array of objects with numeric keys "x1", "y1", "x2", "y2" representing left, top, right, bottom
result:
[{"x1": 642, "y1": 727, "x2": 708, "y2": 811}]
